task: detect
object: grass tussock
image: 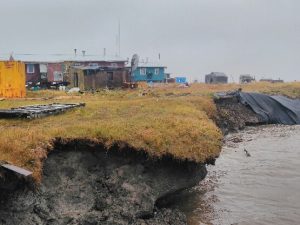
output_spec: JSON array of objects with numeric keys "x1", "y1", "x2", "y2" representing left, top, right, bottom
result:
[
  {"x1": 0, "y1": 81, "x2": 299, "y2": 181},
  {"x1": 151, "y1": 82, "x2": 300, "y2": 98}
]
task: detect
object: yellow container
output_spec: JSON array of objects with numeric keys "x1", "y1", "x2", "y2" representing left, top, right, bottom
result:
[{"x1": 0, "y1": 61, "x2": 26, "y2": 98}]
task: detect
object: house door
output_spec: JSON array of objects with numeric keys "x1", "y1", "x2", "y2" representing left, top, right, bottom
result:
[
  {"x1": 74, "y1": 73, "x2": 79, "y2": 87},
  {"x1": 107, "y1": 72, "x2": 113, "y2": 87}
]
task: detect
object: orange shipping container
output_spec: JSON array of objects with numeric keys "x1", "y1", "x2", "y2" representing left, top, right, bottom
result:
[{"x1": 0, "y1": 61, "x2": 26, "y2": 98}]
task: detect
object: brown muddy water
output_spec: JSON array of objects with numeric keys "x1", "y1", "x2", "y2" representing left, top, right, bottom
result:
[{"x1": 171, "y1": 125, "x2": 300, "y2": 225}]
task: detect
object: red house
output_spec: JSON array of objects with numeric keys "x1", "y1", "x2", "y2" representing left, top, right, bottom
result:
[
  {"x1": 25, "y1": 63, "x2": 41, "y2": 83},
  {"x1": 47, "y1": 63, "x2": 64, "y2": 82}
]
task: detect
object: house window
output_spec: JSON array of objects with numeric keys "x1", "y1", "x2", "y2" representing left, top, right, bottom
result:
[
  {"x1": 140, "y1": 68, "x2": 146, "y2": 75},
  {"x1": 89, "y1": 63, "x2": 98, "y2": 67},
  {"x1": 53, "y1": 71, "x2": 63, "y2": 82},
  {"x1": 27, "y1": 64, "x2": 35, "y2": 74},
  {"x1": 154, "y1": 68, "x2": 159, "y2": 75}
]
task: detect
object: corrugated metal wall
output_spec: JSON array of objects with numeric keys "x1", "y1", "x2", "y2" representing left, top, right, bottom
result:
[{"x1": 0, "y1": 61, "x2": 26, "y2": 98}]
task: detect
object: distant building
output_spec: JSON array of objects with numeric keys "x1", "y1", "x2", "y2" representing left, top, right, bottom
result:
[
  {"x1": 69, "y1": 65, "x2": 129, "y2": 90},
  {"x1": 260, "y1": 79, "x2": 284, "y2": 83},
  {"x1": 131, "y1": 62, "x2": 166, "y2": 83},
  {"x1": 205, "y1": 72, "x2": 228, "y2": 84},
  {"x1": 24, "y1": 62, "x2": 64, "y2": 84},
  {"x1": 175, "y1": 77, "x2": 187, "y2": 84},
  {"x1": 240, "y1": 74, "x2": 255, "y2": 84},
  {"x1": 0, "y1": 53, "x2": 127, "y2": 88}
]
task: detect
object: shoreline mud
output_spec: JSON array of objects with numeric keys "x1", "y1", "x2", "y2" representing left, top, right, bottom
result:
[{"x1": 214, "y1": 94, "x2": 262, "y2": 134}]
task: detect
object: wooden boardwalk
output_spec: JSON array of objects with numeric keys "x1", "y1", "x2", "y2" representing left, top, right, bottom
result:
[{"x1": 0, "y1": 103, "x2": 85, "y2": 119}]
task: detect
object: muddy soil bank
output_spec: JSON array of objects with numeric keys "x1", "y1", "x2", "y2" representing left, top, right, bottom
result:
[
  {"x1": 214, "y1": 95, "x2": 262, "y2": 134},
  {"x1": 0, "y1": 96, "x2": 262, "y2": 225},
  {"x1": 0, "y1": 140, "x2": 207, "y2": 225}
]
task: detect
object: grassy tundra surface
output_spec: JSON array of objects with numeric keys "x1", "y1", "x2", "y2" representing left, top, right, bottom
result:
[{"x1": 0, "y1": 82, "x2": 299, "y2": 181}]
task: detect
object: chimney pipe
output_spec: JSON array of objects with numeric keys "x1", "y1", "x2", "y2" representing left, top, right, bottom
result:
[
  {"x1": 74, "y1": 49, "x2": 77, "y2": 56},
  {"x1": 82, "y1": 50, "x2": 86, "y2": 57}
]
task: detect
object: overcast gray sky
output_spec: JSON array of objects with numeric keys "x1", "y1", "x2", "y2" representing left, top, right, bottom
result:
[{"x1": 0, "y1": 0, "x2": 299, "y2": 82}]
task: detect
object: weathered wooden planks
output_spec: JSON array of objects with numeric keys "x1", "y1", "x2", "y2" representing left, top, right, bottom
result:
[
  {"x1": 0, "y1": 103, "x2": 85, "y2": 119},
  {"x1": 1, "y1": 164, "x2": 32, "y2": 177}
]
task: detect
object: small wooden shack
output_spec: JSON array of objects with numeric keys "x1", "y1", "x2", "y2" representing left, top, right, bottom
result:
[
  {"x1": 240, "y1": 74, "x2": 255, "y2": 84},
  {"x1": 0, "y1": 61, "x2": 26, "y2": 98},
  {"x1": 68, "y1": 66, "x2": 129, "y2": 90},
  {"x1": 205, "y1": 72, "x2": 228, "y2": 84}
]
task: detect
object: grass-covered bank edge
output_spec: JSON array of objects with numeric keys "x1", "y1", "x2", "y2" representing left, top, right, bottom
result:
[
  {"x1": 0, "y1": 93, "x2": 221, "y2": 181},
  {"x1": 0, "y1": 82, "x2": 299, "y2": 182}
]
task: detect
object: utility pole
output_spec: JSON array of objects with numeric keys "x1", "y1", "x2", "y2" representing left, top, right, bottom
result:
[{"x1": 118, "y1": 18, "x2": 121, "y2": 57}]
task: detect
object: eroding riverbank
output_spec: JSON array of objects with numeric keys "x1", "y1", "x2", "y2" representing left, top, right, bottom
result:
[
  {"x1": 0, "y1": 140, "x2": 207, "y2": 225},
  {"x1": 1, "y1": 87, "x2": 299, "y2": 225},
  {"x1": 214, "y1": 93, "x2": 262, "y2": 134}
]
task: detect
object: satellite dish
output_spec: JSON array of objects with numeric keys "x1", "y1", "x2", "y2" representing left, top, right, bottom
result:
[{"x1": 131, "y1": 54, "x2": 139, "y2": 72}]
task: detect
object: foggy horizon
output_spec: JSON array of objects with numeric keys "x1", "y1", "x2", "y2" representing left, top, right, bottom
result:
[{"x1": 0, "y1": 0, "x2": 299, "y2": 82}]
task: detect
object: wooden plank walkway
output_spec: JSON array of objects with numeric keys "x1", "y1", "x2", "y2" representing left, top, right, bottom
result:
[{"x1": 0, "y1": 103, "x2": 85, "y2": 119}]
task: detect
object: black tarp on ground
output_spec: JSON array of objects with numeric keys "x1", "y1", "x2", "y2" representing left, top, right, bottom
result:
[{"x1": 238, "y1": 92, "x2": 300, "y2": 125}]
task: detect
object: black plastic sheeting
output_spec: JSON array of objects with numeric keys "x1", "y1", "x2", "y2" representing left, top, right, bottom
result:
[{"x1": 238, "y1": 92, "x2": 300, "y2": 125}]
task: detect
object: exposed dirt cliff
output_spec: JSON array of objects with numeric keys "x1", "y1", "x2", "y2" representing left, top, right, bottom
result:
[
  {"x1": 214, "y1": 95, "x2": 262, "y2": 134},
  {"x1": 0, "y1": 140, "x2": 207, "y2": 225}
]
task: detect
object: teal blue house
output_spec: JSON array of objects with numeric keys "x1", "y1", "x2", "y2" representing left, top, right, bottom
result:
[{"x1": 131, "y1": 62, "x2": 166, "y2": 83}]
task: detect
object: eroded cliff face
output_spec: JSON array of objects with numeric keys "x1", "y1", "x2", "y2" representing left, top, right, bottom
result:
[
  {"x1": 0, "y1": 96, "x2": 266, "y2": 225},
  {"x1": 0, "y1": 141, "x2": 207, "y2": 225},
  {"x1": 214, "y1": 96, "x2": 262, "y2": 134}
]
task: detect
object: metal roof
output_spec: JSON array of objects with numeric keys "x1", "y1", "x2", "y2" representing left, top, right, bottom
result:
[
  {"x1": 73, "y1": 65, "x2": 101, "y2": 70},
  {"x1": 240, "y1": 74, "x2": 254, "y2": 78},
  {"x1": 72, "y1": 64, "x2": 127, "y2": 71},
  {"x1": 206, "y1": 72, "x2": 228, "y2": 77},
  {"x1": 138, "y1": 61, "x2": 166, "y2": 68},
  {"x1": 0, "y1": 54, "x2": 127, "y2": 63},
  {"x1": 126, "y1": 62, "x2": 166, "y2": 68}
]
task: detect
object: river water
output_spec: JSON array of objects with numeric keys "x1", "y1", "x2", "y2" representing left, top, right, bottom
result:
[{"x1": 173, "y1": 125, "x2": 300, "y2": 225}]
